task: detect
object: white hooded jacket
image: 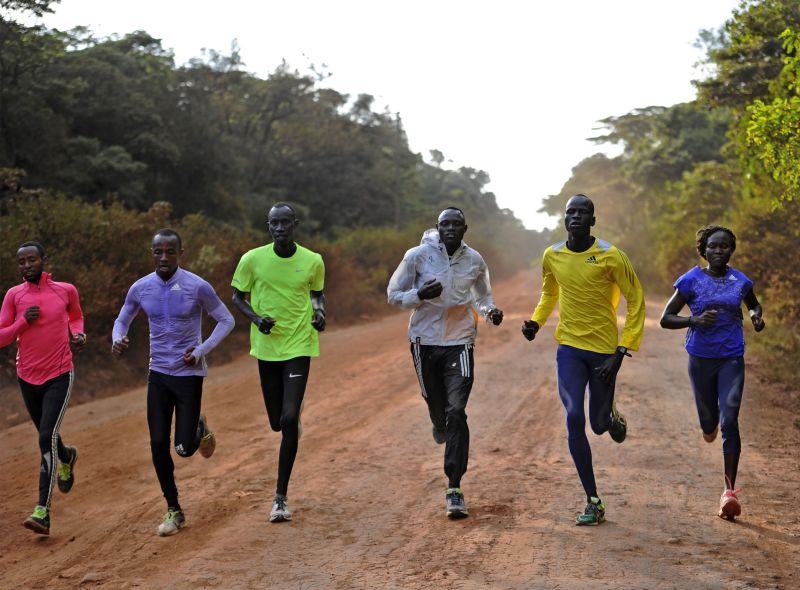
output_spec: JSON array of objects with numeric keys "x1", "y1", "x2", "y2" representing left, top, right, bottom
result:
[{"x1": 387, "y1": 229, "x2": 496, "y2": 345}]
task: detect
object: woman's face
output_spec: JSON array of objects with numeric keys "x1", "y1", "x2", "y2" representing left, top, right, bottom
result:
[{"x1": 705, "y1": 230, "x2": 733, "y2": 267}]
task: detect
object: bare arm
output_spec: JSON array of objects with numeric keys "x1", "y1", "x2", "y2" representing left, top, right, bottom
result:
[
  {"x1": 311, "y1": 290, "x2": 326, "y2": 331},
  {"x1": 232, "y1": 288, "x2": 275, "y2": 334},
  {"x1": 743, "y1": 288, "x2": 765, "y2": 332},
  {"x1": 659, "y1": 289, "x2": 718, "y2": 330}
]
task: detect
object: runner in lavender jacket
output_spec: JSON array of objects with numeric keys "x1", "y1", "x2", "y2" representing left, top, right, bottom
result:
[{"x1": 112, "y1": 228, "x2": 234, "y2": 536}]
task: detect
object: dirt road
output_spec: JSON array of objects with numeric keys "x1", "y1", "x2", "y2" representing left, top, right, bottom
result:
[{"x1": 1, "y1": 272, "x2": 798, "y2": 589}]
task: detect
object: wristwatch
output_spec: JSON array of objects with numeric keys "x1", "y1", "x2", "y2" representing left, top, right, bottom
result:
[{"x1": 616, "y1": 346, "x2": 631, "y2": 357}]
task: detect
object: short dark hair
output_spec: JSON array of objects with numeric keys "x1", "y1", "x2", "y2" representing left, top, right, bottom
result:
[
  {"x1": 18, "y1": 241, "x2": 45, "y2": 257},
  {"x1": 696, "y1": 225, "x2": 736, "y2": 259},
  {"x1": 269, "y1": 202, "x2": 297, "y2": 219},
  {"x1": 567, "y1": 193, "x2": 594, "y2": 215},
  {"x1": 153, "y1": 228, "x2": 182, "y2": 250},
  {"x1": 439, "y1": 206, "x2": 465, "y2": 221}
]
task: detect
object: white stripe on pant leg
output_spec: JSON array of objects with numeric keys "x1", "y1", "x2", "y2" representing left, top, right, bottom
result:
[
  {"x1": 46, "y1": 370, "x2": 74, "y2": 509},
  {"x1": 460, "y1": 350, "x2": 466, "y2": 378},
  {"x1": 413, "y1": 343, "x2": 428, "y2": 399}
]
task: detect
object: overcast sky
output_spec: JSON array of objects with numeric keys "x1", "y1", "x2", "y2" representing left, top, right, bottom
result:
[{"x1": 35, "y1": 0, "x2": 742, "y2": 230}]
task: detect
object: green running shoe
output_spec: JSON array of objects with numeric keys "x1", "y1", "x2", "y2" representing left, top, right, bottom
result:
[
  {"x1": 157, "y1": 508, "x2": 186, "y2": 536},
  {"x1": 58, "y1": 445, "x2": 78, "y2": 493},
  {"x1": 576, "y1": 497, "x2": 606, "y2": 526},
  {"x1": 23, "y1": 505, "x2": 50, "y2": 535},
  {"x1": 608, "y1": 403, "x2": 627, "y2": 443},
  {"x1": 198, "y1": 414, "x2": 216, "y2": 459}
]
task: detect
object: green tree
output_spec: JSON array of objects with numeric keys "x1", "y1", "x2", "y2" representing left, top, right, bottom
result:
[
  {"x1": 744, "y1": 28, "x2": 800, "y2": 202},
  {"x1": 695, "y1": 0, "x2": 800, "y2": 109}
]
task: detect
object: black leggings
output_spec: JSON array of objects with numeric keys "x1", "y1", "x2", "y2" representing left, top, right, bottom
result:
[
  {"x1": 19, "y1": 370, "x2": 74, "y2": 508},
  {"x1": 147, "y1": 370, "x2": 204, "y2": 509},
  {"x1": 257, "y1": 357, "x2": 310, "y2": 496}
]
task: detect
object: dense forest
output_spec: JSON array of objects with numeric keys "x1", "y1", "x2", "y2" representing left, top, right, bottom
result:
[
  {"x1": 1, "y1": 0, "x2": 799, "y2": 392},
  {"x1": 0, "y1": 0, "x2": 545, "y2": 388},
  {"x1": 541, "y1": 0, "x2": 800, "y2": 372}
]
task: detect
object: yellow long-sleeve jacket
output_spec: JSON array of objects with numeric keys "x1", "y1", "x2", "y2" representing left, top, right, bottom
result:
[{"x1": 530, "y1": 237, "x2": 645, "y2": 354}]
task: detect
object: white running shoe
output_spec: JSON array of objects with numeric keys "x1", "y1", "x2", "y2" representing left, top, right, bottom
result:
[
  {"x1": 157, "y1": 508, "x2": 185, "y2": 536},
  {"x1": 270, "y1": 495, "x2": 292, "y2": 523}
]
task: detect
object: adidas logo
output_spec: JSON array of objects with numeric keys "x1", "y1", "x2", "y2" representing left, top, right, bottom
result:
[
  {"x1": 585, "y1": 255, "x2": 598, "y2": 264},
  {"x1": 728, "y1": 274, "x2": 737, "y2": 281},
  {"x1": 170, "y1": 283, "x2": 182, "y2": 291}
]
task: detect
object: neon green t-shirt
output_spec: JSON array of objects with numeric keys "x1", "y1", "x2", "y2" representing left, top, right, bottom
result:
[{"x1": 231, "y1": 243, "x2": 325, "y2": 361}]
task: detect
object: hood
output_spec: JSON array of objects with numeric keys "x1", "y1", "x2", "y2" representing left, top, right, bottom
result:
[
  {"x1": 420, "y1": 228, "x2": 468, "y2": 252},
  {"x1": 420, "y1": 228, "x2": 441, "y2": 247}
]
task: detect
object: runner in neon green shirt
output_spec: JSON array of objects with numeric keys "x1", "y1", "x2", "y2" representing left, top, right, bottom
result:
[{"x1": 232, "y1": 203, "x2": 325, "y2": 523}]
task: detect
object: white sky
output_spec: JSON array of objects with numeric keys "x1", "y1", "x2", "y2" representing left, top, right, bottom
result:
[{"x1": 35, "y1": 0, "x2": 741, "y2": 230}]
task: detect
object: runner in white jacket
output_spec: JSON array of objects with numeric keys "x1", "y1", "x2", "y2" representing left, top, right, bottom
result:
[{"x1": 387, "y1": 207, "x2": 503, "y2": 518}]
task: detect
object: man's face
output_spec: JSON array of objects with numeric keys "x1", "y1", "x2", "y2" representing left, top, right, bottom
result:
[
  {"x1": 564, "y1": 196, "x2": 594, "y2": 237},
  {"x1": 267, "y1": 206, "x2": 297, "y2": 246},
  {"x1": 152, "y1": 235, "x2": 182, "y2": 279},
  {"x1": 17, "y1": 246, "x2": 44, "y2": 283},
  {"x1": 436, "y1": 209, "x2": 467, "y2": 250}
]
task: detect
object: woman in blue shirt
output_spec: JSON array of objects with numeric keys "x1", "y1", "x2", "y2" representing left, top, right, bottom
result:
[{"x1": 660, "y1": 226, "x2": 765, "y2": 521}]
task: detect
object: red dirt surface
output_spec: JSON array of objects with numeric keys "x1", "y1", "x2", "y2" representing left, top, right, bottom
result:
[{"x1": 1, "y1": 272, "x2": 798, "y2": 589}]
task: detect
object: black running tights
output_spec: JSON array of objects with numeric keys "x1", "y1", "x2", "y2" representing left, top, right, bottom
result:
[
  {"x1": 257, "y1": 357, "x2": 310, "y2": 496},
  {"x1": 147, "y1": 370, "x2": 204, "y2": 509},
  {"x1": 19, "y1": 370, "x2": 74, "y2": 508}
]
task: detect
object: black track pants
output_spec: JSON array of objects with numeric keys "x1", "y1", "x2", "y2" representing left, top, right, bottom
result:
[
  {"x1": 19, "y1": 370, "x2": 74, "y2": 508},
  {"x1": 411, "y1": 343, "x2": 474, "y2": 488},
  {"x1": 257, "y1": 357, "x2": 311, "y2": 496}
]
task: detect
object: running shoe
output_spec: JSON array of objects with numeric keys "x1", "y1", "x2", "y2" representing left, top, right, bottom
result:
[
  {"x1": 270, "y1": 495, "x2": 292, "y2": 523},
  {"x1": 57, "y1": 445, "x2": 78, "y2": 493},
  {"x1": 23, "y1": 505, "x2": 50, "y2": 535},
  {"x1": 157, "y1": 508, "x2": 186, "y2": 536},
  {"x1": 718, "y1": 488, "x2": 742, "y2": 520},
  {"x1": 703, "y1": 425, "x2": 719, "y2": 443},
  {"x1": 446, "y1": 488, "x2": 469, "y2": 519},
  {"x1": 432, "y1": 425, "x2": 446, "y2": 445},
  {"x1": 198, "y1": 414, "x2": 216, "y2": 459},
  {"x1": 608, "y1": 402, "x2": 627, "y2": 443},
  {"x1": 576, "y1": 497, "x2": 606, "y2": 526}
]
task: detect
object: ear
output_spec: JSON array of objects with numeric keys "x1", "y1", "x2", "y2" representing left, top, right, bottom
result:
[
  {"x1": 590, "y1": 216, "x2": 596, "y2": 227},
  {"x1": 463, "y1": 224, "x2": 468, "y2": 235}
]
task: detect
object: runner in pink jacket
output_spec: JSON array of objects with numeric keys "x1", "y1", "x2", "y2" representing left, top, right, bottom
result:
[{"x1": 0, "y1": 241, "x2": 85, "y2": 536}]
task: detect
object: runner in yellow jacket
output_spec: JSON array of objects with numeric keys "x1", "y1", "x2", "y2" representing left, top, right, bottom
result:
[{"x1": 522, "y1": 194, "x2": 645, "y2": 525}]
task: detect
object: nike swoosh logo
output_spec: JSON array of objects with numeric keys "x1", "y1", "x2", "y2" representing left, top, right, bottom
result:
[{"x1": 289, "y1": 373, "x2": 303, "y2": 378}]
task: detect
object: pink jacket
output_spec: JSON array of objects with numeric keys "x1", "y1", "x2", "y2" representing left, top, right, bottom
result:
[{"x1": 0, "y1": 272, "x2": 84, "y2": 384}]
